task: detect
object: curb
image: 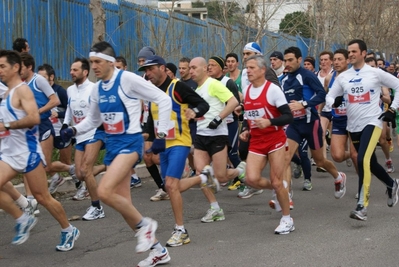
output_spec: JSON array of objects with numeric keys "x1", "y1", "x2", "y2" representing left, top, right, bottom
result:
[{"x1": 13, "y1": 163, "x2": 151, "y2": 195}]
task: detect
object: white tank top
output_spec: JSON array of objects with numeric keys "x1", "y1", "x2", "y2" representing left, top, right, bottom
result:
[{"x1": 0, "y1": 84, "x2": 43, "y2": 156}]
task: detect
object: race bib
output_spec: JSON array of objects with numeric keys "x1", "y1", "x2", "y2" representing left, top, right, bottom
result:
[
  {"x1": 50, "y1": 117, "x2": 59, "y2": 124},
  {"x1": 102, "y1": 112, "x2": 125, "y2": 134},
  {"x1": 292, "y1": 108, "x2": 306, "y2": 118},
  {"x1": 0, "y1": 129, "x2": 10, "y2": 138},
  {"x1": 154, "y1": 120, "x2": 176, "y2": 140},
  {"x1": 73, "y1": 109, "x2": 85, "y2": 124},
  {"x1": 245, "y1": 108, "x2": 266, "y2": 128}
]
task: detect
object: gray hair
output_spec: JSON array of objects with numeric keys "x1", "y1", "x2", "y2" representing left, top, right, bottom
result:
[{"x1": 246, "y1": 55, "x2": 267, "y2": 69}]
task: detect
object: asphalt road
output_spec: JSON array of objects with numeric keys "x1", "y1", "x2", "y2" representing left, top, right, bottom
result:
[{"x1": 1, "y1": 147, "x2": 399, "y2": 267}]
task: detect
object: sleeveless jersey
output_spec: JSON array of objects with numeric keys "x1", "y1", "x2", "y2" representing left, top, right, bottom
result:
[
  {"x1": 318, "y1": 69, "x2": 333, "y2": 112},
  {"x1": 98, "y1": 70, "x2": 141, "y2": 137},
  {"x1": 0, "y1": 84, "x2": 42, "y2": 156},
  {"x1": 150, "y1": 80, "x2": 191, "y2": 148},
  {"x1": 27, "y1": 73, "x2": 51, "y2": 120},
  {"x1": 244, "y1": 81, "x2": 284, "y2": 138}
]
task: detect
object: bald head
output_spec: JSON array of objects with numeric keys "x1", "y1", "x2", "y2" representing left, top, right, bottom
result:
[
  {"x1": 191, "y1": 57, "x2": 207, "y2": 67},
  {"x1": 189, "y1": 57, "x2": 208, "y2": 85}
]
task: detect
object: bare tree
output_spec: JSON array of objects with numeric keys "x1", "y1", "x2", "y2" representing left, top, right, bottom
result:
[{"x1": 89, "y1": 0, "x2": 106, "y2": 81}]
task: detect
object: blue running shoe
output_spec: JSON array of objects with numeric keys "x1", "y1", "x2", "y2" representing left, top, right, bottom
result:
[
  {"x1": 56, "y1": 226, "x2": 80, "y2": 251},
  {"x1": 12, "y1": 215, "x2": 37, "y2": 245},
  {"x1": 131, "y1": 176, "x2": 142, "y2": 188}
]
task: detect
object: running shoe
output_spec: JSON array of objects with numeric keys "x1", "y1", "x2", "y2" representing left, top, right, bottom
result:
[
  {"x1": 386, "y1": 160, "x2": 395, "y2": 173},
  {"x1": 334, "y1": 172, "x2": 347, "y2": 199},
  {"x1": 82, "y1": 206, "x2": 105, "y2": 221},
  {"x1": 11, "y1": 215, "x2": 37, "y2": 245},
  {"x1": 346, "y1": 158, "x2": 353, "y2": 167},
  {"x1": 201, "y1": 207, "x2": 225, "y2": 223},
  {"x1": 269, "y1": 196, "x2": 294, "y2": 211},
  {"x1": 200, "y1": 165, "x2": 220, "y2": 194},
  {"x1": 303, "y1": 179, "x2": 312, "y2": 191},
  {"x1": 349, "y1": 205, "x2": 367, "y2": 221},
  {"x1": 72, "y1": 183, "x2": 89, "y2": 201},
  {"x1": 236, "y1": 161, "x2": 246, "y2": 181},
  {"x1": 135, "y1": 218, "x2": 158, "y2": 253},
  {"x1": 69, "y1": 164, "x2": 80, "y2": 184},
  {"x1": 387, "y1": 179, "x2": 399, "y2": 207},
  {"x1": 56, "y1": 226, "x2": 80, "y2": 251},
  {"x1": 48, "y1": 173, "x2": 65, "y2": 194},
  {"x1": 237, "y1": 187, "x2": 263, "y2": 199},
  {"x1": 310, "y1": 158, "x2": 316, "y2": 166},
  {"x1": 293, "y1": 163, "x2": 302, "y2": 179},
  {"x1": 166, "y1": 229, "x2": 190, "y2": 247},
  {"x1": 137, "y1": 248, "x2": 171, "y2": 267},
  {"x1": 131, "y1": 176, "x2": 142, "y2": 188},
  {"x1": 150, "y1": 189, "x2": 170, "y2": 201},
  {"x1": 228, "y1": 180, "x2": 241, "y2": 190},
  {"x1": 316, "y1": 166, "x2": 327, "y2": 172},
  {"x1": 274, "y1": 217, "x2": 295, "y2": 235},
  {"x1": 25, "y1": 198, "x2": 40, "y2": 215}
]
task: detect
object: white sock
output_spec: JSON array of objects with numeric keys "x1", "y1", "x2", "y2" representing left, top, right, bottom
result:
[
  {"x1": 200, "y1": 174, "x2": 207, "y2": 184},
  {"x1": 51, "y1": 173, "x2": 59, "y2": 181},
  {"x1": 210, "y1": 202, "x2": 220, "y2": 210},
  {"x1": 335, "y1": 173, "x2": 342, "y2": 182},
  {"x1": 151, "y1": 242, "x2": 164, "y2": 253},
  {"x1": 27, "y1": 195, "x2": 34, "y2": 200},
  {"x1": 175, "y1": 224, "x2": 185, "y2": 232},
  {"x1": 15, "y1": 195, "x2": 29, "y2": 209},
  {"x1": 16, "y1": 212, "x2": 30, "y2": 224},
  {"x1": 282, "y1": 215, "x2": 291, "y2": 221},
  {"x1": 61, "y1": 224, "x2": 73, "y2": 233},
  {"x1": 131, "y1": 173, "x2": 138, "y2": 179}
]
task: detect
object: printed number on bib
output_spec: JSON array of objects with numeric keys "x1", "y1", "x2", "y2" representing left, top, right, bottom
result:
[
  {"x1": 73, "y1": 110, "x2": 86, "y2": 124},
  {"x1": 154, "y1": 120, "x2": 175, "y2": 140},
  {"x1": 245, "y1": 108, "x2": 265, "y2": 128},
  {"x1": 102, "y1": 112, "x2": 125, "y2": 134}
]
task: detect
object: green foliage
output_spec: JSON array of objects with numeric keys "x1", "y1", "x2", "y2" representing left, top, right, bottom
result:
[
  {"x1": 206, "y1": 1, "x2": 242, "y2": 24},
  {"x1": 279, "y1": 11, "x2": 312, "y2": 38}
]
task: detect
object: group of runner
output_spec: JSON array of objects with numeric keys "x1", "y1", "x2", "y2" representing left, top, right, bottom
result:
[{"x1": 1, "y1": 37, "x2": 399, "y2": 267}]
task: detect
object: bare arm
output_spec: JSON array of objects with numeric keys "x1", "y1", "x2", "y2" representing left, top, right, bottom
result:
[
  {"x1": 38, "y1": 94, "x2": 60, "y2": 114},
  {"x1": 0, "y1": 85, "x2": 40, "y2": 131}
]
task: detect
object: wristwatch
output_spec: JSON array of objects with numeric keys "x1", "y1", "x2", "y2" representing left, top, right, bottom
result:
[
  {"x1": 4, "y1": 122, "x2": 10, "y2": 130},
  {"x1": 302, "y1": 101, "x2": 308, "y2": 108},
  {"x1": 157, "y1": 132, "x2": 166, "y2": 139}
]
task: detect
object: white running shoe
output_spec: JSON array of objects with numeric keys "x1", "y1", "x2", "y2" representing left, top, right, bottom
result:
[
  {"x1": 25, "y1": 198, "x2": 40, "y2": 215},
  {"x1": 334, "y1": 172, "x2": 347, "y2": 199},
  {"x1": 137, "y1": 248, "x2": 171, "y2": 267},
  {"x1": 135, "y1": 218, "x2": 158, "y2": 253},
  {"x1": 274, "y1": 217, "x2": 295, "y2": 235},
  {"x1": 48, "y1": 173, "x2": 65, "y2": 194},
  {"x1": 150, "y1": 189, "x2": 170, "y2": 201},
  {"x1": 73, "y1": 183, "x2": 89, "y2": 201},
  {"x1": 82, "y1": 206, "x2": 105, "y2": 221}
]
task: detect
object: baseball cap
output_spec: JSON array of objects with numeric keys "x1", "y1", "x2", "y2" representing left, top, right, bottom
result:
[
  {"x1": 138, "y1": 55, "x2": 166, "y2": 71},
  {"x1": 270, "y1": 51, "x2": 284, "y2": 61}
]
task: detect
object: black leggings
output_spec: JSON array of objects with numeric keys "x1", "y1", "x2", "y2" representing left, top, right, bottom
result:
[{"x1": 350, "y1": 125, "x2": 394, "y2": 207}]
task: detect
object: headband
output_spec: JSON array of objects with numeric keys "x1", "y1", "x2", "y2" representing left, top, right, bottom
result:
[{"x1": 89, "y1": 52, "x2": 116, "y2": 62}]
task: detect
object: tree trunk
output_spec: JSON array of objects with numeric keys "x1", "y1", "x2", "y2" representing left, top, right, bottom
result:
[{"x1": 89, "y1": 0, "x2": 106, "y2": 81}]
